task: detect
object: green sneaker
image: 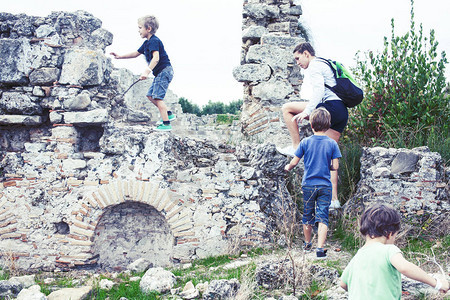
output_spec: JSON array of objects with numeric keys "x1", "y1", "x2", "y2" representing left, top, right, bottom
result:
[
  {"x1": 155, "y1": 123, "x2": 172, "y2": 131},
  {"x1": 156, "y1": 114, "x2": 176, "y2": 125}
]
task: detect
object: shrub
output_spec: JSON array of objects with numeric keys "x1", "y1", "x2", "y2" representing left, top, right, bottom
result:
[{"x1": 350, "y1": 0, "x2": 449, "y2": 150}]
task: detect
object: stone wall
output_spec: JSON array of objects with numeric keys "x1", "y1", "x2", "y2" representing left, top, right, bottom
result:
[
  {"x1": 344, "y1": 147, "x2": 449, "y2": 235},
  {"x1": 0, "y1": 11, "x2": 293, "y2": 271},
  {"x1": 233, "y1": 0, "x2": 309, "y2": 147}
]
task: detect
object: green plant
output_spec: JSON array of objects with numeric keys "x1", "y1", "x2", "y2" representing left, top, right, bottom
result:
[
  {"x1": 216, "y1": 114, "x2": 239, "y2": 125},
  {"x1": 350, "y1": 0, "x2": 449, "y2": 149},
  {"x1": 337, "y1": 142, "x2": 362, "y2": 203}
]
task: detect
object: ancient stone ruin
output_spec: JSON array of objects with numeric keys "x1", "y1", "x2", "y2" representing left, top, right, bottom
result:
[
  {"x1": 0, "y1": 10, "x2": 292, "y2": 271},
  {"x1": 233, "y1": 0, "x2": 310, "y2": 146}
]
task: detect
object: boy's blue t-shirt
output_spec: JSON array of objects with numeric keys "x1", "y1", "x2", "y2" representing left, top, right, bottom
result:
[
  {"x1": 294, "y1": 135, "x2": 341, "y2": 187},
  {"x1": 138, "y1": 35, "x2": 171, "y2": 76}
]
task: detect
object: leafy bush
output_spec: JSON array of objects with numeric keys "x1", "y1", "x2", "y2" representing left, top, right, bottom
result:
[{"x1": 350, "y1": 0, "x2": 449, "y2": 151}]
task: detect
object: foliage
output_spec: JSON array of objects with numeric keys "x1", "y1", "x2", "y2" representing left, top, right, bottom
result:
[
  {"x1": 337, "y1": 141, "x2": 362, "y2": 203},
  {"x1": 216, "y1": 114, "x2": 239, "y2": 125},
  {"x1": 350, "y1": 0, "x2": 449, "y2": 151},
  {"x1": 178, "y1": 97, "x2": 201, "y2": 116},
  {"x1": 179, "y1": 98, "x2": 243, "y2": 116}
]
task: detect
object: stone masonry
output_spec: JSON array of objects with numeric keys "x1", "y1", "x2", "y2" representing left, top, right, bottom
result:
[
  {"x1": 0, "y1": 11, "x2": 293, "y2": 271},
  {"x1": 233, "y1": 0, "x2": 310, "y2": 147}
]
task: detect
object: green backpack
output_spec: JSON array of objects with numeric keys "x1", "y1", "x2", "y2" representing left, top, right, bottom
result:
[{"x1": 318, "y1": 58, "x2": 364, "y2": 108}]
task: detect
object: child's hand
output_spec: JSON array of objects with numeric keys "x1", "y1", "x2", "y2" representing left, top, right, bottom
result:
[
  {"x1": 140, "y1": 67, "x2": 151, "y2": 80},
  {"x1": 110, "y1": 52, "x2": 120, "y2": 59},
  {"x1": 437, "y1": 277, "x2": 449, "y2": 293}
]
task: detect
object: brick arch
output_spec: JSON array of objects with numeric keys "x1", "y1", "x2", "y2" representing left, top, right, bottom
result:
[{"x1": 63, "y1": 180, "x2": 195, "y2": 268}]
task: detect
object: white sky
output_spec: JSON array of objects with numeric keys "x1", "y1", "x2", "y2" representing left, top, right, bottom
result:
[{"x1": 4, "y1": 0, "x2": 450, "y2": 106}]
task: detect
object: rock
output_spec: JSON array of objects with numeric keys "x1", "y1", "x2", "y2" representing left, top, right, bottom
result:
[
  {"x1": 127, "y1": 258, "x2": 153, "y2": 273},
  {"x1": 0, "y1": 280, "x2": 22, "y2": 297},
  {"x1": 47, "y1": 286, "x2": 92, "y2": 300},
  {"x1": 29, "y1": 67, "x2": 60, "y2": 86},
  {"x1": 179, "y1": 281, "x2": 199, "y2": 299},
  {"x1": 140, "y1": 267, "x2": 176, "y2": 294},
  {"x1": 233, "y1": 64, "x2": 271, "y2": 83},
  {"x1": 243, "y1": 4, "x2": 280, "y2": 19},
  {"x1": 63, "y1": 109, "x2": 108, "y2": 125},
  {"x1": 9, "y1": 274, "x2": 36, "y2": 289},
  {"x1": 317, "y1": 285, "x2": 348, "y2": 300},
  {"x1": 63, "y1": 91, "x2": 91, "y2": 110},
  {"x1": 242, "y1": 25, "x2": 268, "y2": 42},
  {"x1": 0, "y1": 92, "x2": 43, "y2": 115},
  {"x1": 16, "y1": 285, "x2": 46, "y2": 300},
  {"x1": 246, "y1": 44, "x2": 293, "y2": 71},
  {"x1": 202, "y1": 279, "x2": 240, "y2": 300},
  {"x1": 99, "y1": 279, "x2": 115, "y2": 290},
  {"x1": 391, "y1": 151, "x2": 419, "y2": 174},
  {"x1": 279, "y1": 296, "x2": 298, "y2": 300},
  {"x1": 255, "y1": 259, "x2": 292, "y2": 290},
  {"x1": 261, "y1": 34, "x2": 304, "y2": 50},
  {"x1": 59, "y1": 48, "x2": 111, "y2": 86},
  {"x1": 195, "y1": 282, "x2": 208, "y2": 294},
  {"x1": 0, "y1": 39, "x2": 31, "y2": 84},
  {"x1": 0, "y1": 115, "x2": 43, "y2": 125}
]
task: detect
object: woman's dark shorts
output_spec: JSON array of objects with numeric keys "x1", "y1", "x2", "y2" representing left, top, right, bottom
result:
[{"x1": 316, "y1": 100, "x2": 348, "y2": 133}]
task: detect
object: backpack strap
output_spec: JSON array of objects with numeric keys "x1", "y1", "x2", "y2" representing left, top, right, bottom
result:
[{"x1": 316, "y1": 57, "x2": 337, "y2": 90}]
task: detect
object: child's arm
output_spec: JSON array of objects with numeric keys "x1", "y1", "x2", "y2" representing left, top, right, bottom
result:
[
  {"x1": 110, "y1": 51, "x2": 141, "y2": 59},
  {"x1": 284, "y1": 156, "x2": 300, "y2": 172},
  {"x1": 330, "y1": 158, "x2": 339, "y2": 171},
  {"x1": 390, "y1": 252, "x2": 449, "y2": 293},
  {"x1": 141, "y1": 51, "x2": 160, "y2": 80}
]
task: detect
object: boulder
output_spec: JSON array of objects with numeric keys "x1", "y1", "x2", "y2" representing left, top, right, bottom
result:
[
  {"x1": 139, "y1": 267, "x2": 176, "y2": 294},
  {"x1": 16, "y1": 285, "x2": 46, "y2": 300},
  {"x1": 47, "y1": 286, "x2": 92, "y2": 300},
  {"x1": 202, "y1": 279, "x2": 240, "y2": 300}
]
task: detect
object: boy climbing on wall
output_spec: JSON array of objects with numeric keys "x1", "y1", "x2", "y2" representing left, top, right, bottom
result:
[
  {"x1": 340, "y1": 203, "x2": 449, "y2": 299},
  {"x1": 284, "y1": 107, "x2": 341, "y2": 258},
  {"x1": 110, "y1": 15, "x2": 175, "y2": 131}
]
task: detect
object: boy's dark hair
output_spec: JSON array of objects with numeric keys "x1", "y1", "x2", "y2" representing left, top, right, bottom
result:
[
  {"x1": 309, "y1": 107, "x2": 331, "y2": 132},
  {"x1": 360, "y1": 203, "x2": 401, "y2": 239},
  {"x1": 293, "y1": 42, "x2": 315, "y2": 56}
]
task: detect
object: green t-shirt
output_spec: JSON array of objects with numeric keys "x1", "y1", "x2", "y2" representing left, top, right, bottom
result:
[{"x1": 341, "y1": 242, "x2": 402, "y2": 300}]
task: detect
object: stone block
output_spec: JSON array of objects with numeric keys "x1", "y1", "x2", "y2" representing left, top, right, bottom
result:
[
  {"x1": 0, "y1": 115, "x2": 43, "y2": 125},
  {"x1": 246, "y1": 44, "x2": 293, "y2": 70},
  {"x1": 59, "y1": 48, "x2": 110, "y2": 86},
  {"x1": 63, "y1": 91, "x2": 91, "y2": 111},
  {"x1": 63, "y1": 109, "x2": 108, "y2": 125},
  {"x1": 243, "y1": 3, "x2": 280, "y2": 19},
  {"x1": 0, "y1": 92, "x2": 42, "y2": 115},
  {"x1": 242, "y1": 25, "x2": 268, "y2": 42},
  {"x1": 0, "y1": 39, "x2": 31, "y2": 85},
  {"x1": 29, "y1": 68, "x2": 60, "y2": 86},
  {"x1": 261, "y1": 34, "x2": 305, "y2": 50},
  {"x1": 233, "y1": 64, "x2": 271, "y2": 82},
  {"x1": 252, "y1": 78, "x2": 294, "y2": 101}
]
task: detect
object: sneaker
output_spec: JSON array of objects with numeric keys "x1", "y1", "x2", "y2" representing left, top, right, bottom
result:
[
  {"x1": 276, "y1": 145, "x2": 296, "y2": 157},
  {"x1": 316, "y1": 248, "x2": 328, "y2": 259},
  {"x1": 156, "y1": 114, "x2": 177, "y2": 125},
  {"x1": 330, "y1": 199, "x2": 341, "y2": 210},
  {"x1": 155, "y1": 124, "x2": 172, "y2": 131},
  {"x1": 303, "y1": 241, "x2": 312, "y2": 252}
]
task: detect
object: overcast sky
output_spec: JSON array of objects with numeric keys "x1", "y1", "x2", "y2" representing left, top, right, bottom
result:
[{"x1": 4, "y1": 0, "x2": 449, "y2": 106}]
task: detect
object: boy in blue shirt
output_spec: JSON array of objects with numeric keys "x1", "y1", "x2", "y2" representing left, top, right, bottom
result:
[
  {"x1": 340, "y1": 204, "x2": 449, "y2": 299},
  {"x1": 110, "y1": 15, "x2": 175, "y2": 131},
  {"x1": 285, "y1": 107, "x2": 341, "y2": 258}
]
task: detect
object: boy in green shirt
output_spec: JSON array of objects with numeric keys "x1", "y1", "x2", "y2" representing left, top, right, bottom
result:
[{"x1": 340, "y1": 204, "x2": 448, "y2": 299}]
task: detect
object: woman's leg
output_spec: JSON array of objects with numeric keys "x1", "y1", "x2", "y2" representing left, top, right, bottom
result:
[
  {"x1": 325, "y1": 128, "x2": 341, "y2": 204},
  {"x1": 281, "y1": 101, "x2": 308, "y2": 148}
]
